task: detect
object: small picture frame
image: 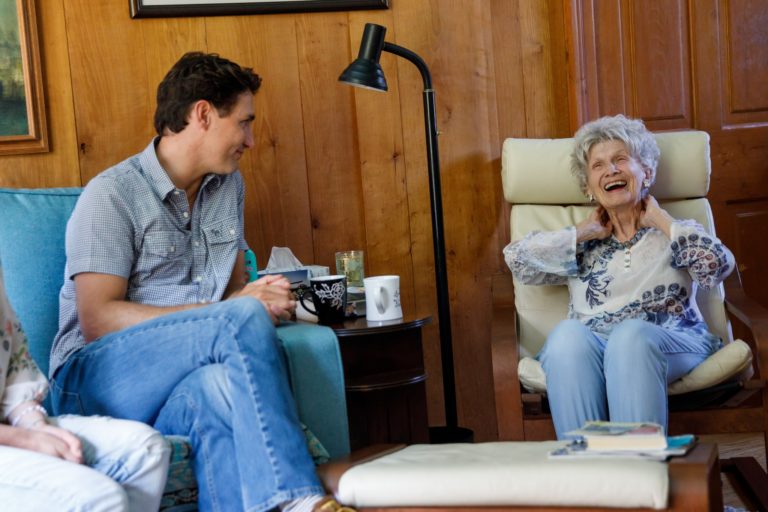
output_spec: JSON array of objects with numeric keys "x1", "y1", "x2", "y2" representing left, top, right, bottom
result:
[{"x1": 0, "y1": 0, "x2": 48, "y2": 155}]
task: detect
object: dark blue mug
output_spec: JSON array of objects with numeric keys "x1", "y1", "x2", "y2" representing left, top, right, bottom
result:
[{"x1": 299, "y1": 275, "x2": 347, "y2": 325}]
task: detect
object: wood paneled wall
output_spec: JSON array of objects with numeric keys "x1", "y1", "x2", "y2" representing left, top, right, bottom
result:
[{"x1": 0, "y1": 0, "x2": 570, "y2": 441}]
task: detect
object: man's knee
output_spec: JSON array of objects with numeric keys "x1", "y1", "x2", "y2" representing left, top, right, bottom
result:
[{"x1": 178, "y1": 365, "x2": 230, "y2": 401}]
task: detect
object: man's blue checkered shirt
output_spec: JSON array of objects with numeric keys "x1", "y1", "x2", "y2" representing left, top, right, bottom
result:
[{"x1": 50, "y1": 139, "x2": 248, "y2": 377}]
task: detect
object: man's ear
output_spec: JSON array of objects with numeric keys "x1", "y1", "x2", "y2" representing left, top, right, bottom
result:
[{"x1": 189, "y1": 100, "x2": 213, "y2": 129}]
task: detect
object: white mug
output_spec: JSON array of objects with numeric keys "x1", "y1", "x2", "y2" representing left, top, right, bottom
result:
[{"x1": 364, "y1": 275, "x2": 403, "y2": 321}]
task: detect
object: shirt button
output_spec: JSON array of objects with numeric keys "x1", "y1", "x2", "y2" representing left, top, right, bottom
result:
[
  {"x1": 194, "y1": 241, "x2": 200, "y2": 247},
  {"x1": 196, "y1": 276, "x2": 203, "y2": 282},
  {"x1": 174, "y1": 190, "x2": 180, "y2": 196},
  {"x1": 183, "y1": 212, "x2": 189, "y2": 218},
  {"x1": 199, "y1": 299, "x2": 207, "y2": 304},
  {"x1": 169, "y1": 246, "x2": 175, "y2": 252},
  {"x1": 229, "y1": 229, "x2": 235, "y2": 235}
]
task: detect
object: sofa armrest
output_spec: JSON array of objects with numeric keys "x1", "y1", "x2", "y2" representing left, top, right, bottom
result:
[{"x1": 277, "y1": 322, "x2": 350, "y2": 459}]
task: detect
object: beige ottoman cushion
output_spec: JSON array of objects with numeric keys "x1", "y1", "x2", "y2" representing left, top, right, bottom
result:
[{"x1": 337, "y1": 442, "x2": 669, "y2": 509}]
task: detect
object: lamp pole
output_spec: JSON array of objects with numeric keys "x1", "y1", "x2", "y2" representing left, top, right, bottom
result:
[{"x1": 340, "y1": 23, "x2": 471, "y2": 442}]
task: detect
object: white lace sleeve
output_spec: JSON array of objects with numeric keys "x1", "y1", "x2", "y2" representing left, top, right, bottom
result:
[
  {"x1": 503, "y1": 227, "x2": 578, "y2": 285},
  {"x1": 670, "y1": 220, "x2": 735, "y2": 290}
]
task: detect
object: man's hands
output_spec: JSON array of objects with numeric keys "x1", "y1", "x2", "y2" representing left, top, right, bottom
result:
[
  {"x1": 576, "y1": 205, "x2": 613, "y2": 242},
  {"x1": 231, "y1": 274, "x2": 296, "y2": 324},
  {"x1": 639, "y1": 195, "x2": 674, "y2": 238}
]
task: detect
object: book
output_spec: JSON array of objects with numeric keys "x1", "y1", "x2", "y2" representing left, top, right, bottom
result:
[
  {"x1": 567, "y1": 421, "x2": 667, "y2": 452},
  {"x1": 548, "y1": 434, "x2": 697, "y2": 461}
]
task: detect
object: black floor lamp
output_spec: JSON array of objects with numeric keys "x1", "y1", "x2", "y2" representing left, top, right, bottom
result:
[{"x1": 339, "y1": 23, "x2": 473, "y2": 443}]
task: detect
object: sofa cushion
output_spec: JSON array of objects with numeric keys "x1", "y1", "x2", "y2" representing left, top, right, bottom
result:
[{"x1": 0, "y1": 187, "x2": 83, "y2": 379}]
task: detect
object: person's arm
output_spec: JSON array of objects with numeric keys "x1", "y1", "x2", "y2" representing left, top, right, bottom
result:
[
  {"x1": 504, "y1": 205, "x2": 613, "y2": 286},
  {"x1": 641, "y1": 195, "x2": 734, "y2": 289},
  {"x1": 1, "y1": 268, "x2": 83, "y2": 463},
  {"x1": 639, "y1": 195, "x2": 674, "y2": 239},
  {"x1": 75, "y1": 272, "x2": 201, "y2": 343},
  {"x1": 504, "y1": 228, "x2": 579, "y2": 286},
  {"x1": 668, "y1": 220, "x2": 735, "y2": 290},
  {"x1": 1, "y1": 267, "x2": 48, "y2": 421},
  {"x1": 77, "y1": 250, "x2": 297, "y2": 340},
  {"x1": 223, "y1": 250, "x2": 248, "y2": 299}
]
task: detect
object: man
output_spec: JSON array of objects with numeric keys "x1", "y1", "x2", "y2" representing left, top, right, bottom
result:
[{"x1": 50, "y1": 52, "x2": 348, "y2": 512}]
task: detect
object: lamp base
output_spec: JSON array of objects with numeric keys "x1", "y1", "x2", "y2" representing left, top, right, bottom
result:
[{"x1": 429, "y1": 425, "x2": 474, "y2": 444}]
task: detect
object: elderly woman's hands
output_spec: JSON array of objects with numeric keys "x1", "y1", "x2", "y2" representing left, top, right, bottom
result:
[
  {"x1": 639, "y1": 195, "x2": 674, "y2": 238},
  {"x1": 576, "y1": 206, "x2": 613, "y2": 242}
]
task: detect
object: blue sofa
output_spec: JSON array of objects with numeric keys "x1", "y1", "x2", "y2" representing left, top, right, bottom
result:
[{"x1": 0, "y1": 187, "x2": 350, "y2": 510}]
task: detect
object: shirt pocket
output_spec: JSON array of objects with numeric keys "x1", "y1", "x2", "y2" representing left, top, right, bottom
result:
[
  {"x1": 203, "y1": 218, "x2": 239, "y2": 246},
  {"x1": 136, "y1": 231, "x2": 190, "y2": 285},
  {"x1": 202, "y1": 217, "x2": 239, "y2": 284}
]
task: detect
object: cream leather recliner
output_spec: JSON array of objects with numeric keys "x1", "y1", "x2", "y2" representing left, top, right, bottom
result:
[
  {"x1": 494, "y1": 129, "x2": 768, "y2": 507},
  {"x1": 503, "y1": 131, "x2": 753, "y2": 397}
]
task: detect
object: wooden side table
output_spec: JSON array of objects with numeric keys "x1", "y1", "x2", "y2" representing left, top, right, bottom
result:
[{"x1": 329, "y1": 314, "x2": 432, "y2": 451}]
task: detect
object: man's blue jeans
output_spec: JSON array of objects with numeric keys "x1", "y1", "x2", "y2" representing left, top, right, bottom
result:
[
  {"x1": 51, "y1": 297, "x2": 324, "y2": 512},
  {"x1": 538, "y1": 319, "x2": 716, "y2": 439}
]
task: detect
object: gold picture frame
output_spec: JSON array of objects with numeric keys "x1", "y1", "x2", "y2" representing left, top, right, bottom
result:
[{"x1": 0, "y1": 0, "x2": 48, "y2": 155}]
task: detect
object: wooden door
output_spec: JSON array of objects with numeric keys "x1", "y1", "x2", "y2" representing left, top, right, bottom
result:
[{"x1": 567, "y1": 0, "x2": 768, "y2": 308}]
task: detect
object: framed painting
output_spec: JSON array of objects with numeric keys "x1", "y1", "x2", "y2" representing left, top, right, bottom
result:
[
  {"x1": 0, "y1": 0, "x2": 48, "y2": 155},
  {"x1": 130, "y1": 0, "x2": 389, "y2": 18}
]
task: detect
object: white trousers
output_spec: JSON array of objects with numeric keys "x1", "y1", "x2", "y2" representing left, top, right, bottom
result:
[{"x1": 0, "y1": 415, "x2": 170, "y2": 512}]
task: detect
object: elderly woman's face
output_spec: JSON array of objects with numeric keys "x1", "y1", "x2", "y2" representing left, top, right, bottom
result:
[{"x1": 586, "y1": 139, "x2": 649, "y2": 211}]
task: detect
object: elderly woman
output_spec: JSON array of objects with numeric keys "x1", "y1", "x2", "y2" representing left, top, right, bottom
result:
[{"x1": 504, "y1": 114, "x2": 735, "y2": 438}]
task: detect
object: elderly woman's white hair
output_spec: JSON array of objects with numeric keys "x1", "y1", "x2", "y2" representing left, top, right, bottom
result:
[{"x1": 570, "y1": 114, "x2": 660, "y2": 196}]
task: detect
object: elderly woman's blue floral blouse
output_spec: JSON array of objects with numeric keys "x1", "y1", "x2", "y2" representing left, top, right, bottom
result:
[{"x1": 503, "y1": 220, "x2": 735, "y2": 350}]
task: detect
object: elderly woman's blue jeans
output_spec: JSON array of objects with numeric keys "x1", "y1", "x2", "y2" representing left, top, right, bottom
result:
[
  {"x1": 50, "y1": 297, "x2": 323, "y2": 512},
  {"x1": 538, "y1": 319, "x2": 715, "y2": 439}
]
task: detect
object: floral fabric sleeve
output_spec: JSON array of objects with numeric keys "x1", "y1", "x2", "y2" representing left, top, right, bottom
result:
[
  {"x1": 503, "y1": 227, "x2": 578, "y2": 285},
  {"x1": 0, "y1": 267, "x2": 48, "y2": 422},
  {"x1": 670, "y1": 219, "x2": 735, "y2": 290}
]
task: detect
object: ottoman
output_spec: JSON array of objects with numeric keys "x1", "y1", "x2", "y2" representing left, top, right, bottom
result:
[{"x1": 318, "y1": 442, "x2": 722, "y2": 511}]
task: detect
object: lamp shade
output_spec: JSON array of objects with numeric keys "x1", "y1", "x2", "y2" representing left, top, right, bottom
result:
[{"x1": 339, "y1": 23, "x2": 388, "y2": 91}]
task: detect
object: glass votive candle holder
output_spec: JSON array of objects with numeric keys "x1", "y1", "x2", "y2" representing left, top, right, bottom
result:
[{"x1": 335, "y1": 250, "x2": 365, "y2": 288}]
